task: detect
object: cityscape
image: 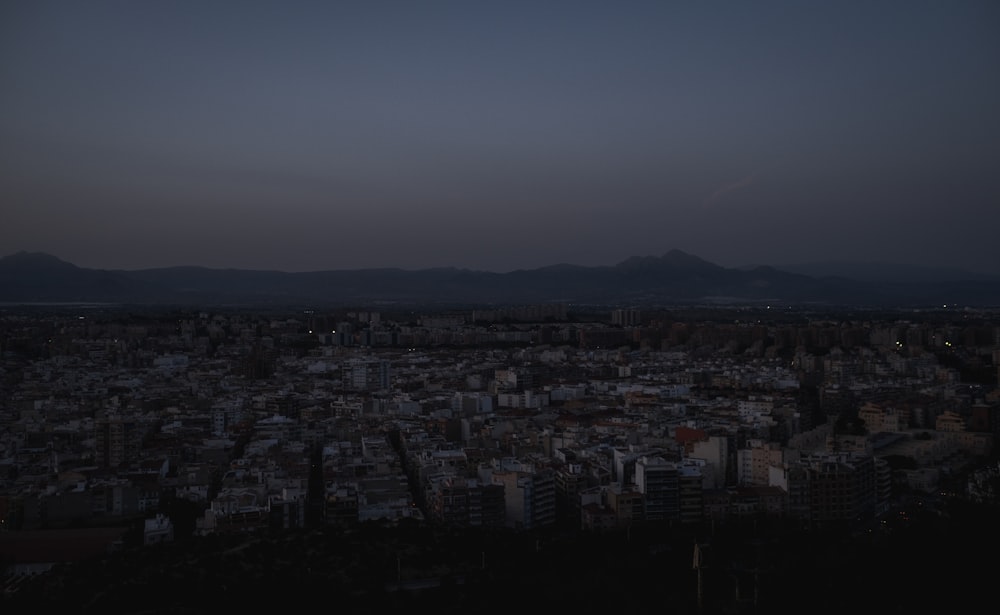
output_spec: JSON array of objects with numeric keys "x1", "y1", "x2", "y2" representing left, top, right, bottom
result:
[
  {"x1": 4, "y1": 1, "x2": 998, "y2": 612},
  {"x1": 2, "y1": 298, "x2": 998, "y2": 612}
]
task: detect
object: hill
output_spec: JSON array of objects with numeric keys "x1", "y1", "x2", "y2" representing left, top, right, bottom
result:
[{"x1": 2, "y1": 250, "x2": 1000, "y2": 308}]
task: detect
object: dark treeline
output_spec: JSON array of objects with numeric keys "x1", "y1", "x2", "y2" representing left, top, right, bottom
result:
[{"x1": 5, "y1": 496, "x2": 998, "y2": 614}]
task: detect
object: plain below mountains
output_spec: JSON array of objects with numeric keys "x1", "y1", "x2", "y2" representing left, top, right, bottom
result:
[{"x1": 1, "y1": 250, "x2": 999, "y2": 308}]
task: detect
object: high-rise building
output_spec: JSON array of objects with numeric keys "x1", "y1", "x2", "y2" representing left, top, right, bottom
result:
[
  {"x1": 611, "y1": 308, "x2": 640, "y2": 326},
  {"x1": 635, "y1": 456, "x2": 680, "y2": 522},
  {"x1": 94, "y1": 415, "x2": 141, "y2": 468},
  {"x1": 343, "y1": 358, "x2": 391, "y2": 391},
  {"x1": 490, "y1": 462, "x2": 556, "y2": 530},
  {"x1": 678, "y1": 462, "x2": 705, "y2": 525},
  {"x1": 554, "y1": 463, "x2": 589, "y2": 526}
]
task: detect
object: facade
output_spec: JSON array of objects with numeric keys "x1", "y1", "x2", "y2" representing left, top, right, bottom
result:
[
  {"x1": 554, "y1": 463, "x2": 589, "y2": 526},
  {"x1": 689, "y1": 436, "x2": 728, "y2": 489},
  {"x1": 737, "y1": 440, "x2": 787, "y2": 486},
  {"x1": 611, "y1": 308, "x2": 641, "y2": 327},
  {"x1": 492, "y1": 466, "x2": 556, "y2": 530},
  {"x1": 344, "y1": 358, "x2": 391, "y2": 391},
  {"x1": 634, "y1": 456, "x2": 680, "y2": 522},
  {"x1": 94, "y1": 416, "x2": 143, "y2": 468},
  {"x1": 606, "y1": 483, "x2": 644, "y2": 527},
  {"x1": 426, "y1": 476, "x2": 505, "y2": 527},
  {"x1": 783, "y1": 452, "x2": 883, "y2": 525},
  {"x1": 678, "y1": 464, "x2": 705, "y2": 525},
  {"x1": 143, "y1": 514, "x2": 174, "y2": 545},
  {"x1": 325, "y1": 485, "x2": 359, "y2": 525}
]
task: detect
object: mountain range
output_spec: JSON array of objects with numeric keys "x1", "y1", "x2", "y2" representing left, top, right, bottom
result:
[{"x1": 2, "y1": 250, "x2": 999, "y2": 308}]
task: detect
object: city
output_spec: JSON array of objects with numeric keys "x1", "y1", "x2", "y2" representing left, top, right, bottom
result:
[
  {"x1": 5, "y1": 1, "x2": 998, "y2": 612},
  {"x1": 2, "y1": 301, "x2": 998, "y2": 612}
]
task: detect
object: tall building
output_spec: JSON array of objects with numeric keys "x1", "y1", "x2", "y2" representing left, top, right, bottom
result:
[
  {"x1": 343, "y1": 358, "x2": 391, "y2": 391},
  {"x1": 611, "y1": 308, "x2": 641, "y2": 327},
  {"x1": 678, "y1": 462, "x2": 705, "y2": 525},
  {"x1": 490, "y1": 462, "x2": 556, "y2": 530},
  {"x1": 94, "y1": 415, "x2": 142, "y2": 468},
  {"x1": 635, "y1": 455, "x2": 680, "y2": 522},
  {"x1": 554, "y1": 463, "x2": 589, "y2": 526},
  {"x1": 688, "y1": 435, "x2": 729, "y2": 489},
  {"x1": 240, "y1": 342, "x2": 277, "y2": 379}
]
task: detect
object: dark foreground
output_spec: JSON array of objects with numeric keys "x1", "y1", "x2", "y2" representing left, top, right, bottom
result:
[{"x1": 4, "y1": 498, "x2": 998, "y2": 615}]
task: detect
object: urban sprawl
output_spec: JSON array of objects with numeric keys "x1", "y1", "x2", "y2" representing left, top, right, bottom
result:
[{"x1": 2, "y1": 303, "x2": 999, "y2": 561}]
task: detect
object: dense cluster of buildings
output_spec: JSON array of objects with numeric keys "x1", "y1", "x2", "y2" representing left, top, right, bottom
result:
[{"x1": 1, "y1": 304, "x2": 998, "y2": 574}]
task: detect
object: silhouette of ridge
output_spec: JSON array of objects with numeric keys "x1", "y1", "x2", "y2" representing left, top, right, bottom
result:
[{"x1": 1, "y1": 250, "x2": 999, "y2": 308}]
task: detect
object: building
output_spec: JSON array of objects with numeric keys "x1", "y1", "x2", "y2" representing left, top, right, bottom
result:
[
  {"x1": 143, "y1": 514, "x2": 174, "y2": 545},
  {"x1": 606, "y1": 483, "x2": 644, "y2": 527},
  {"x1": 611, "y1": 308, "x2": 641, "y2": 327},
  {"x1": 426, "y1": 476, "x2": 505, "y2": 527},
  {"x1": 634, "y1": 456, "x2": 680, "y2": 522},
  {"x1": 344, "y1": 358, "x2": 391, "y2": 391},
  {"x1": 781, "y1": 452, "x2": 885, "y2": 525},
  {"x1": 678, "y1": 462, "x2": 705, "y2": 525},
  {"x1": 737, "y1": 440, "x2": 787, "y2": 486},
  {"x1": 554, "y1": 463, "x2": 589, "y2": 526},
  {"x1": 94, "y1": 415, "x2": 142, "y2": 468},
  {"x1": 489, "y1": 462, "x2": 556, "y2": 530}
]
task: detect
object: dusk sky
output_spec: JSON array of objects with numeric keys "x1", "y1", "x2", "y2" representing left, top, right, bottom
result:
[{"x1": 3, "y1": 1, "x2": 998, "y2": 274}]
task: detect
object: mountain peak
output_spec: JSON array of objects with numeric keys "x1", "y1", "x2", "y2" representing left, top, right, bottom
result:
[
  {"x1": 614, "y1": 250, "x2": 726, "y2": 275},
  {"x1": 659, "y1": 249, "x2": 722, "y2": 270}
]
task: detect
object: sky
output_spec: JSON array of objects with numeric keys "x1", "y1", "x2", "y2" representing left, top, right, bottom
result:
[{"x1": 2, "y1": 0, "x2": 999, "y2": 274}]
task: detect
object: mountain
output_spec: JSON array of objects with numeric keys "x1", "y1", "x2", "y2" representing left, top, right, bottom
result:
[
  {"x1": 2, "y1": 250, "x2": 999, "y2": 308},
  {"x1": 0, "y1": 251, "x2": 152, "y2": 303}
]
